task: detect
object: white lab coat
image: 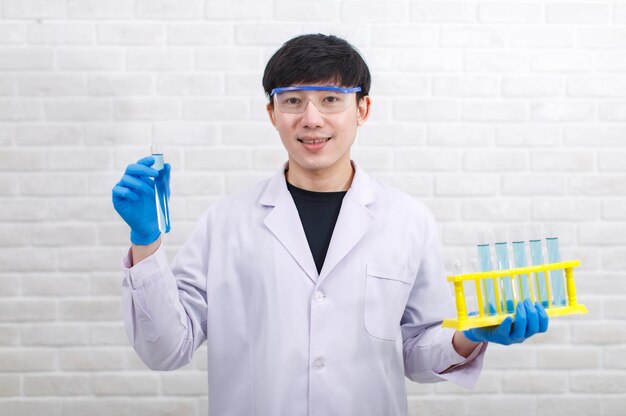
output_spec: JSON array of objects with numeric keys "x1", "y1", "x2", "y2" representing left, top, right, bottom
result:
[{"x1": 121, "y1": 162, "x2": 485, "y2": 416}]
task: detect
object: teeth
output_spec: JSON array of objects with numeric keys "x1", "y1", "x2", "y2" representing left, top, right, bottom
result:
[{"x1": 300, "y1": 138, "x2": 329, "y2": 144}]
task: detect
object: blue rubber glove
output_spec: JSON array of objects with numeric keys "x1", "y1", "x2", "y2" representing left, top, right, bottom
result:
[
  {"x1": 112, "y1": 156, "x2": 171, "y2": 245},
  {"x1": 464, "y1": 299, "x2": 549, "y2": 345}
]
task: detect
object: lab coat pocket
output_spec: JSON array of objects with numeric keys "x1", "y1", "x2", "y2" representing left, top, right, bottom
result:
[{"x1": 364, "y1": 264, "x2": 416, "y2": 341}]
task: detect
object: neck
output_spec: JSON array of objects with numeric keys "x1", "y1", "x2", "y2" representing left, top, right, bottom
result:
[{"x1": 285, "y1": 161, "x2": 354, "y2": 192}]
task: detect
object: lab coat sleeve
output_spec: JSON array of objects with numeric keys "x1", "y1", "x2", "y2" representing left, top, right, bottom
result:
[
  {"x1": 121, "y1": 211, "x2": 210, "y2": 371},
  {"x1": 401, "y1": 213, "x2": 486, "y2": 389}
]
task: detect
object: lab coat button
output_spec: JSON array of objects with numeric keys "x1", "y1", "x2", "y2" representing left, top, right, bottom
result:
[
  {"x1": 313, "y1": 291, "x2": 325, "y2": 302},
  {"x1": 312, "y1": 358, "x2": 326, "y2": 370}
]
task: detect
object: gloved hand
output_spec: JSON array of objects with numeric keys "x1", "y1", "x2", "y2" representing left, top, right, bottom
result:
[
  {"x1": 112, "y1": 156, "x2": 171, "y2": 245},
  {"x1": 464, "y1": 299, "x2": 549, "y2": 345}
]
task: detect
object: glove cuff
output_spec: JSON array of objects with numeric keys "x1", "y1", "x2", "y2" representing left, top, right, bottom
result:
[
  {"x1": 463, "y1": 329, "x2": 483, "y2": 343},
  {"x1": 130, "y1": 229, "x2": 161, "y2": 246}
]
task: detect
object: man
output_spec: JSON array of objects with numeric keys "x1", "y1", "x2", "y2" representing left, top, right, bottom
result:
[{"x1": 112, "y1": 34, "x2": 548, "y2": 415}]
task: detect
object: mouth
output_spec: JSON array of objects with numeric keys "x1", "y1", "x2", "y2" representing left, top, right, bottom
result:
[{"x1": 297, "y1": 137, "x2": 331, "y2": 144}]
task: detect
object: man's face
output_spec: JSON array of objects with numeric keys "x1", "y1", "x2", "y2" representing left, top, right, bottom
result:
[{"x1": 266, "y1": 83, "x2": 371, "y2": 177}]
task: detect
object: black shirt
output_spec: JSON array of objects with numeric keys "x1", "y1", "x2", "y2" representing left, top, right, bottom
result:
[{"x1": 286, "y1": 182, "x2": 347, "y2": 274}]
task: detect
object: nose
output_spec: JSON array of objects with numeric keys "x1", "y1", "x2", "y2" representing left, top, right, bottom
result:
[{"x1": 300, "y1": 99, "x2": 325, "y2": 128}]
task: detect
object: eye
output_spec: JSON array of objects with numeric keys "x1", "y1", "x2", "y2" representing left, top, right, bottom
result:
[
  {"x1": 323, "y1": 95, "x2": 342, "y2": 104},
  {"x1": 283, "y1": 97, "x2": 301, "y2": 105}
]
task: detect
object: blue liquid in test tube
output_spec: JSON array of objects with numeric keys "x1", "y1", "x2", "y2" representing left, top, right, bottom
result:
[
  {"x1": 546, "y1": 224, "x2": 566, "y2": 307},
  {"x1": 511, "y1": 226, "x2": 531, "y2": 302},
  {"x1": 477, "y1": 230, "x2": 497, "y2": 315},
  {"x1": 151, "y1": 145, "x2": 171, "y2": 234},
  {"x1": 494, "y1": 228, "x2": 515, "y2": 313},
  {"x1": 528, "y1": 225, "x2": 549, "y2": 308}
]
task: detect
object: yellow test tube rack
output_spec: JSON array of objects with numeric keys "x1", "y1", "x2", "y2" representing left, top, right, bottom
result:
[{"x1": 442, "y1": 260, "x2": 588, "y2": 331}]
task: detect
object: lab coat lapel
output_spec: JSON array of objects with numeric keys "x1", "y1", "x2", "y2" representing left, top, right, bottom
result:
[
  {"x1": 260, "y1": 164, "x2": 318, "y2": 283},
  {"x1": 318, "y1": 163, "x2": 376, "y2": 286}
]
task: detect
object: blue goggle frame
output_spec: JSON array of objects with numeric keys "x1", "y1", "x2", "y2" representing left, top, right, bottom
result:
[{"x1": 270, "y1": 85, "x2": 362, "y2": 96}]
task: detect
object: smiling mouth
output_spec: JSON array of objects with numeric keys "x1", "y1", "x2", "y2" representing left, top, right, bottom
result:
[{"x1": 297, "y1": 137, "x2": 331, "y2": 144}]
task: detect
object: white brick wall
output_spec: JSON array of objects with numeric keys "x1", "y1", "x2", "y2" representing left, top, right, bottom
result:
[{"x1": 1, "y1": 0, "x2": 624, "y2": 415}]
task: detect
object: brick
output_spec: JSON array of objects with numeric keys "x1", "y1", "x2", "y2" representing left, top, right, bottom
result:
[
  {"x1": 157, "y1": 73, "x2": 222, "y2": 96},
  {"x1": 340, "y1": 1, "x2": 407, "y2": 22},
  {"x1": 530, "y1": 150, "x2": 594, "y2": 172},
  {"x1": 410, "y1": 2, "x2": 475, "y2": 22},
  {"x1": 0, "y1": 23, "x2": 25, "y2": 44},
  {"x1": 88, "y1": 74, "x2": 153, "y2": 96},
  {"x1": 501, "y1": 76, "x2": 563, "y2": 97},
  {"x1": 0, "y1": 349, "x2": 57, "y2": 371},
  {"x1": 57, "y1": 48, "x2": 124, "y2": 71},
  {"x1": 460, "y1": 199, "x2": 529, "y2": 221},
  {"x1": 45, "y1": 100, "x2": 112, "y2": 121},
  {"x1": 0, "y1": 47, "x2": 52, "y2": 70},
  {"x1": 167, "y1": 23, "x2": 233, "y2": 45},
  {"x1": 572, "y1": 322, "x2": 626, "y2": 345},
  {"x1": 579, "y1": 28, "x2": 626, "y2": 48},
  {"x1": 113, "y1": 99, "x2": 180, "y2": 121},
  {"x1": 495, "y1": 125, "x2": 560, "y2": 147},
  {"x1": 603, "y1": 248, "x2": 626, "y2": 271},
  {"x1": 537, "y1": 398, "x2": 601, "y2": 416},
  {"x1": 547, "y1": 4, "x2": 609, "y2": 24},
  {"x1": 154, "y1": 122, "x2": 219, "y2": 145},
  {"x1": 185, "y1": 148, "x2": 250, "y2": 171},
  {"x1": 97, "y1": 23, "x2": 165, "y2": 45},
  {"x1": 47, "y1": 148, "x2": 112, "y2": 170},
  {"x1": 59, "y1": 298, "x2": 122, "y2": 322},
  {"x1": 2, "y1": 0, "x2": 65, "y2": 18},
  {"x1": 0, "y1": 299, "x2": 57, "y2": 322},
  {"x1": 501, "y1": 174, "x2": 565, "y2": 196},
  {"x1": 599, "y1": 151, "x2": 626, "y2": 172},
  {"x1": 506, "y1": 371, "x2": 568, "y2": 393},
  {"x1": 463, "y1": 101, "x2": 529, "y2": 121},
  {"x1": 368, "y1": 173, "x2": 431, "y2": 196},
  {"x1": 0, "y1": 248, "x2": 57, "y2": 271},
  {"x1": 0, "y1": 400, "x2": 62, "y2": 416},
  {"x1": 0, "y1": 75, "x2": 14, "y2": 95},
  {"x1": 368, "y1": 48, "x2": 463, "y2": 72},
  {"x1": 595, "y1": 52, "x2": 626, "y2": 72},
  {"x1": 225, "y1": 72, "x2": 264, "y2": 96},
  {"x1": 531, "y1": 52, "x2": 592, "y2": 72},
  {"x1": 569, "y1": 175, "x2": 626, "y2": 196},
  {"x1": 91, "y1": 323, "x2": 129, "y2": 345},
  {"x1": 58, "y1": 248, "x2": 124, "y2": 272},
  {"x1": 0, "y1": 224, "x2": 31, "y2": 246},
  {"x1": 0, "y1": 149, "x2": 45, "y2": 171},
  {"x1": 0, "y1": 374, "x2": 20, "y2": 396},
  {"x1": 28, "y1": 22, "x2": 94, "y2": 45},
  {"x1": 235, "y1": 23, "x2": 305, "y2": 46},
  {"x1": 127, "y1": 48, "x2": 193, "y2": 71},
  {"x1": 67, "y1": 0, "x2": 134, "y2": 19},
  {"x1": 603, "y1": 200, "x2": 626, "y2": 220},
  {"x1": 464, "y1": 150, "x2": 527, "y2": 172},
  {"x1": 275, "y1": 0, "x2": 339, "y2": 21},
  {"x1": 18, "y1": 172, "x2": 88, "y2": 195},
  {"x1": 531, "y1": 101, "x2": 594, "y2": 122},
  {"x1": 62, "y1": 399, "x2": 196, "y2": 416},
  {"x1": 428, "y1": 124, "x2": 493, "y2": 147},
  {"x1": 91, "y1": 272, "x2": 126, "y2": 297},
  {"x1": 205, "y1": 1, "x2": 273, "y2": 20},
  {"x1": 32, "y1": 224, "x2": 98, "y2": 247},
  {"x1": 422, "y1": 199, "x2": 458, "y2": 221},
  {"x1": 441, "y1": 26, "x2": 505, "y2": 47},
  {"x1": 195, "y1": 47, "x2": 263, "y2": 70},
  {"x1": 483, "y1": 345, "x2": 536, "y2": 370},
  {"x1": 24, "y1": 374, "x2": 92, "y2": 396},
  {"x1": 252, "y1": 147, "x2": 291, "y2": 171},
  {"x1": 604, "y1": 346, "x2": 626, "y2": 368},
  {"x1": 21, "y1": 273, "x2": 90, "y2": 296},
  {"x1": 160, "y1": 372, "x2": 207, "y2": 395},
  {"x1": 182, "y1": 98, "x2": 250, "y2": 121},
  {"x1": 569, "y1": 76, "x2": 626, "y2": 97},
  {"x1": 600, "y1": 101, "x2": 626, "y2": 121},
  {"x1": 433, "y1": 76, "x2": 497, "y2": 97},
  {"x1": 604, "y1": 398, "x2": 626, "y2": 416},
  {"x1": 135, "y1": 0, "x2": 204, "y2": 19},
  {"x1": 83, "y1": 123, "x2": 151, "y2": 146},
  {"x1": 577, "y1": 272, "x2": 626, "y2": 295},
  {"x1": 435, "y1": 174, "x2": 499, "y2": 196},
  {"x1": 537, "y1": 347, "x2": 599, "y2": 369},
  {"x1": 0, "y1": 174, "x2": 18, "y2": 195},
  {"x1": 478, "y1": 3, "x2": 541, "y2": 23},
  {"x1": 395, "y1": 149, "x2": 460, "y2": 172},
  {"x1": 395, "y1": 99, "x2": 459, "y2": 121},
  {"x1": 565, "y1": 125, "x2": 626, "y2": 146},
  {"x1": 59, "y1": 349, "x2": 125, "y2": 371},
  {"x1": 22, "y1": 323, "x2": 90, "y2": 346},
  {"x1": 371, "y1": 26, "x2": 437, "y2": 46},
  {"x1": 0, "y1": 99, "x2": 42, "y2": 121},
  {"x1": 93, "y1": 374, "x2": 160, "y2": 395},
  {"x1": 532, "y1": 199, "x2": 598, "y2": 221},
  {"x1": 18, "y1": 75, "x2": 86, "y2": 96},
  {"x1": 368, "y1": 73, "x2": 429, "y2": 97},
  {"x1": 509, "y1": 27, "x2": 575, "y2": 48}
]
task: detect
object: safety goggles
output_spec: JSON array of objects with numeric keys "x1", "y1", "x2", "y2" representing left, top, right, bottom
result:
[{"x1": 270, "y1": 85, "x2": 362, "y2": 114}]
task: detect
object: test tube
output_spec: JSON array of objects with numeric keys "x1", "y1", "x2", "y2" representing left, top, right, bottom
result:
[
  {"x1": 545, "y1": 223, "x2": 567, "y2": 307},
  {"x1": 454, "y1": 258, "x2": 478, "y2": 317},
  {"x1": 494, "y1": 227, "x2": 515, "y2": 313},
  {"x1": 151, "y1": 145, "x2": 171, "y2": 234},
  {"x1": 477, "y1": 229, "x2": 497, "y2": 315},
  {"x1": 510, "y1": 226, "x2": 531, "y2": 302},
  {"x1": 528, "y1": 224, "x2": 549, "y2": 308}
]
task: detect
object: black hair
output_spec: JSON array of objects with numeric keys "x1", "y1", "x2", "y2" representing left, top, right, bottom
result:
[{"x1": 262, "y1": 34, "x2": 371, "y2": 107}]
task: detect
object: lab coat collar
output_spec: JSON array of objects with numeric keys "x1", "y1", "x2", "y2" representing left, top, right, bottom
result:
[{"x1": 260, "y1": 161, "x2": 376, "y2": 286}]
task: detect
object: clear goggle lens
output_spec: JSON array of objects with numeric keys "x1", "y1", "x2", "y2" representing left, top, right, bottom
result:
[{"x1": 271, "y1": 86, "x2": 361, "y2": 114}]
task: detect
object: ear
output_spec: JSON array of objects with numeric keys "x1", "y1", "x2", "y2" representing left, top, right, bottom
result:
[
  {"x1": 356, "y1": 95, "x2": 371, "y2": 127},
  {"x1": 266, "y1": 102, "x2": 278, "y2": 130}
]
